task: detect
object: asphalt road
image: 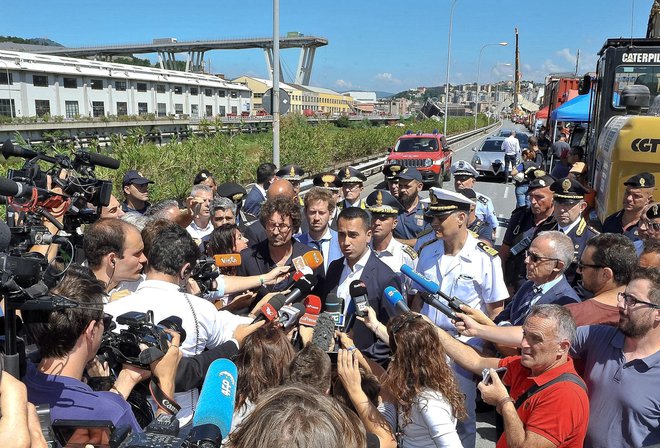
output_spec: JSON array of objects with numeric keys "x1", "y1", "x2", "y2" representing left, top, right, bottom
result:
[{"x1": 363, "y1": 120, "x2": 528, "y2": 447}]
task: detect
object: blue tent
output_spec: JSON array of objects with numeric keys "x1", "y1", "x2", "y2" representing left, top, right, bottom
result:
[{"x1": 550, "y1": 92, "x2": 592, "y2": 122}]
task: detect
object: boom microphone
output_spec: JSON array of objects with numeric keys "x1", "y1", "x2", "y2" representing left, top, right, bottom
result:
[
  {"x1": 384, "y1": 286, "x2": 411, "y2": 315},
  {"x1": 76, "y1": 151, "x2": 121, "y2": 170},
  {"x1": 190, "y1": 359, "x2": 238, "y2": 447},
  {"x1": 283, "y1": 274, "x2": 317, "y2": 305},
  {"x1": 213, "y1": 253, "x2": 242, "y2": 267},
  {"x1": 0, "y1": 176, "x2": 58, "y2": 200}
]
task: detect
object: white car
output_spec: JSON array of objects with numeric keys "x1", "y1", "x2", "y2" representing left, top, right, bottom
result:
[{"x1": 471, "y1": 137, "x2": 515, "y2": 178}]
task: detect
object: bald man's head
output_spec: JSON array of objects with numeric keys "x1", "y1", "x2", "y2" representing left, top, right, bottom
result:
[{"x1": 267, "y1": 179, "x2": 295, "y2": 200}]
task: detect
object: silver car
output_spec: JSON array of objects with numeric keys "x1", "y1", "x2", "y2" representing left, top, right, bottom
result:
[{"x1": 471, "y1": 137, "x2": 514, "y2": 178}]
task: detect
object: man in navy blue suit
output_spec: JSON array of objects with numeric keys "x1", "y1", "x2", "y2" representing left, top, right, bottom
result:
[
  {"x1": 495, "y1": 230, "x2": 580, "y2": 327},
  {"x1": 319, "y1": 207, "x2": 402, "y2": 366},
  {"x1": 243, "y1": 162, "x2": 277, "y2": 217}
]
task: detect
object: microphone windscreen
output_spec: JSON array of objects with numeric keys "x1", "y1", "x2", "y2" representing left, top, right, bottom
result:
[
  {"x1": 302, "y1": 250, "x2": 323, "y2": 270},
  {"x1": 213, "y1": 254, "x2": 242, "y2": 267},
  {"x1": 193, "y1": 359, "x2": 238, "y2": 438},
  {"x1": 400, "y1": 264, "x2": 440, "y2": 295},
  {"x1": 0, "y1": 177, "x2": 20, "y2": 197},
  {"x1": 304, "y1": 295, "x2": 322, "y2": 315},
  {"x1": 324, "y1": 293, "x2": 342, "y2": 313},
  {"x1": 85, "y1": 151, "x2": 121, "y2": 170},
  {"x1": 311, "y1": 312, "x2": 336, "y2": 351},
  {"x1": 349, "y1": 280, "x2": 368, "y2": 298},
  {"x1": 385, "y1": 286, "x2": 405, "y2": 307}
]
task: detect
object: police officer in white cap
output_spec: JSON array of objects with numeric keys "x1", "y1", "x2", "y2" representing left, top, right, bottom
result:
[
  {"x1": 365, "y1": 189, "x2": 418, "y2": 295},
  {"x1": 413, "y1": 187, "x2": 508, "y2": 448},
  {"x1": 451, "y1": 160, "x2": 499, "y2": 238}
]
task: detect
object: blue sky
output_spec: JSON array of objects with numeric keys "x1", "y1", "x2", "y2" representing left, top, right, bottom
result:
[{"x1": 3, "y1": 0, "x2": 654, "y2": 92}]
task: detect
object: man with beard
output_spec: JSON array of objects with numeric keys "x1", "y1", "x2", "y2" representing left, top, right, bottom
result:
[
  {"x1": 296, "y1": 187, "x2": 342, "y2": 273},
  {"x1": 451, "y1": 161, "x2": 499, "y2": 238},
  {"x1": 393, "y1": 167, "x2": 431, "y2": 247},
  {"x1": 602, "y1": 172, "x2": 655, "y2": 243},
  {"x1": 121, "y1": 170, "x2": 153, "y2": 214},
  {"x1": 570, "y1": 268, "x2": 660, "y2": 448},
  {"x1": 312, "y1": 172, "x2": 342, "y2": 230},
  {"x1": 501, "y1": 172, "x2": 556, "y2": 291}
]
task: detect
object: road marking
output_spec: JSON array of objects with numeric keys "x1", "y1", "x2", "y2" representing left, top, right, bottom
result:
[{"x1": 503, "y1": 186, "x2": 509, "y2": 199}]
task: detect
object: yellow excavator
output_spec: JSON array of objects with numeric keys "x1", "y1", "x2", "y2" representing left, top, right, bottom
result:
[{"x1": 583, "y1": 1, "x2": 660, "y2": 222}]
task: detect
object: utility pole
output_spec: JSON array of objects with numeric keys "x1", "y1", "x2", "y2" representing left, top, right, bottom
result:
[
  {"x1": 513, "y1": 27, "x2": 521, "y2": 116},
  {"x1": 272, "y1": 0, "x2": 281, "y2": 167}
]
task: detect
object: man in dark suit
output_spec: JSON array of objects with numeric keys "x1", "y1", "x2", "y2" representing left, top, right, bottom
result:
[
  {"x1": 495, "y1": 230, "x2": 580, "y2": 327},
  {"x1": 319, "y1": 207, "x2": 402, "y2": 366},
  {"x1": 237, "y1": 195, "x2": 321, "y2": 312},
  {"x1": 243, "y1": 162, "x2": 277, "y2": 217}
]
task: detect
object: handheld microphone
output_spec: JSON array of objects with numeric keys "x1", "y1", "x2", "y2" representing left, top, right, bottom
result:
[
  {"x1": 325, "y1": 293, "x2": 344, "y2": 328},
  {"x1": 213, "y1": 253, "x2": 242, "y2": 267},
  {"x1": 302, "y1": 250, "x2": 323, "y2": 270},
  {"x1": 283, "y1": 274, "x2": 317, "y2": 305},
  {"x1": 299, "y1": 295, "x2": 322, "y2": 327},
  {"x1": 350, "y1": 280, "x2": 369, "y2": 318},
  {"x1": 190, "y1": 359, "x2": 238, "y2": 447},
  {"x1": 277, "y1": 302, "x2": 306, "y2": 330},
  {"x1": 384, "y1": 286, "x2": 411, "y2": 315},
  {"x1": 400, "y1": 264, "x2": 468, "y2": 314},
  {"x1": 311, "y1": 312, "x2": 336, "y2": 351},
  {"x1": 251, "y1": 293, "x2": 287, "y2": 324}
]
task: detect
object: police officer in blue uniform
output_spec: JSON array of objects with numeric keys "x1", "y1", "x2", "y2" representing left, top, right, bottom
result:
[
  {"x1": 336, "y1": 166, "x2": 367, "y2": 210},
  {"x1": 377, "y1": 163, "x2": 404, "y2": 197},
  {"x1": 450, "y1": 161, "x2": 499, "y2": 237},
  {"x1": 549, "y1": 177, "x2": 600, "y2": 289},
  {"x1": 393, "y1": 167, "x2": 432, "y2": 246},
  {"x1": 459, "y1": 188, "x2": 494, "y2": 244},
  {"x1": 602, "y1": 172, "x2": 656, "y2": 243}
]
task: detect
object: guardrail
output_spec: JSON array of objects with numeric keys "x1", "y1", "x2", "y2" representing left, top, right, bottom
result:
[{"x1": 278, "y1": 121, "x2": 502, "y2": 196}]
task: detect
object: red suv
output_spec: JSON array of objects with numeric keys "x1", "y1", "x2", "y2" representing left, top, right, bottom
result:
[{"x1": 384, "y1": 130, "x2": 452, "y2": 187}]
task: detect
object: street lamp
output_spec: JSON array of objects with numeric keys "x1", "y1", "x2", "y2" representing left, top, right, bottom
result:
[
  {"x1": 474, "y1": 42, "x2": 507, "y2": 129},
  {"x1": 443, "y1": 0, "x2": 458, "y2": 137}
]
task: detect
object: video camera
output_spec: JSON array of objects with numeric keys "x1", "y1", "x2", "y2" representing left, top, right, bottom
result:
[{"x1": 98, "y1": 311, "x2": 185, "y2": 371}]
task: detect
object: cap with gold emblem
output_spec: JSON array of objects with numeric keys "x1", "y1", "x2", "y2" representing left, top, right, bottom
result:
[
  {"x1": 645, "y1": 202, "x2": 660, "y2": 220},
  {"x1": 450, "y1": 160, "x2": 480, "y2": 178},
  {"x1": 276, "y1": 164, "x2": 305, "y2": 181},
  {"x1": 623, "y1": 172, "x2": 655, "y2": 188},
  {"x1": 424, "y1": 187, "x2": 474, "y2": 217},
  {"x1": 337, "y1": 166, "x2": 367, "y2": 184},
  {"x1": 382, "y1": 163, "x2": 404, "y2": 180},
  {"x1": 528, "y1": 170, "x2": 555, "y2": 191},
  {"x1": 550, "y1": 177, "x2": 587, "y2": 204},
  {"x1": 123, "y1": 170, "x2": 154, "y2": 186},
  {"x1": 216, "y1": 182, "x2": 247, "y2": 204},
  {"x1": 365, "y1": 190, "x2": 404, "y2": 215},
  {"x1": 312, "y1": 172, "x2": 342, "y2": 190}
]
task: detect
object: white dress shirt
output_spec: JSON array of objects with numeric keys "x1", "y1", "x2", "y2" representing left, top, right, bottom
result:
[
  {"x1": 372, "y1": 237, "x2": 417, "y2": 295},
  {"x1": 105, "y1": 279, "x2": 251, "y2": 424},
  {"x1": 337, "y1": 249, "x2": 372, "y2": 314}
]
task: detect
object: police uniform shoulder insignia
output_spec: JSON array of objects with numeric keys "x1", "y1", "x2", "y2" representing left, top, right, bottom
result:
[
  {"x1": 402, "y1": 244, "x2": 418, "y2": 260},
  {"x1": 576, "y1": 218, "x2": 587, "y2": 236},
  {"x1": 468, "y1": 229, "x2": 479, "y2": 238},
  {"x1": 418, "y1": 238, "x2": 439, "y2": 255},
  {"x1": 416, "y1": 227, "x2": 433, "y2": 238},
  {"x1": 478, "y1": 195, "x2": 489, "y2": 205},
  {"x1": 477, "y1": 241, "x2": 498, "y2": 257}
]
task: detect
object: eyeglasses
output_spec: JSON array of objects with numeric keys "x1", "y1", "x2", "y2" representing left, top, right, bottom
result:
[
  {"x1": 617, "y1": 291, "x2": 660, "y2": 309},
  {"x1": 390, "y1": 313, "x2": 422, "y2": 335},
  {"x1": 524, "y1": 250, "x2": 559, "y2": 264},
  {"x1": 576, "y1": 261, "x2": 604, "y2": 270},
  {"x1": 266, "y1": 221, "x2": 292, "y2": 232}
]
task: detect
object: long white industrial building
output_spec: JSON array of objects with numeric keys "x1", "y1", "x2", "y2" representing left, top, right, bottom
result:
[{"x1": 0, "y1": 50, "x2": 251, "y2": 119}]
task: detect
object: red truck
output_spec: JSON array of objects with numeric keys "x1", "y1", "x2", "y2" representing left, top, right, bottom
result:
[{"x1": 383, "y1": 130, "x2": 453, "y2": 187}]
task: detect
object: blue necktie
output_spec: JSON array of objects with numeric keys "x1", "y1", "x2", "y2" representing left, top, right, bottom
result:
[{"x1": 512, "y1": 286, "x2": 543, "y2": 326}]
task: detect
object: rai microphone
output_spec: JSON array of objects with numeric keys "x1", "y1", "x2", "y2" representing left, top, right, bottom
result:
[
  {"x1": 190, "y1": 359, "x2": 238, "y2": 447},
  {"x1": 399, "y1": 265, "x2": 458, "y2": 320},
  {"x1": 252, "y1": 294, "x2": 287, "y2": 324}
]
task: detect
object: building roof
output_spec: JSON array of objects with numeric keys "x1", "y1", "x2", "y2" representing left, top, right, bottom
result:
[
  {"x1": 232, "y1": 76, "x2": 295, "y2": 92},
  {"x1": 0, "y1": 50, "x2": 250, "y2": 91}
]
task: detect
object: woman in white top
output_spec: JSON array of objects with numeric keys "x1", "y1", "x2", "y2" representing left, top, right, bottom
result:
[{"x1": 383, "y1": 313, "x2": 466, "y2": 448}]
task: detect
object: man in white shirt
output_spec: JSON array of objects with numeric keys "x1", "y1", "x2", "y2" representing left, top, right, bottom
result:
[
  {"x1": 296, "y1": 187, "x2": 342, "y2": 273},
  {"x1": 365, "y1": 189, "x2": 418, "y2": 295},
  {"x1": 319, "y1": 207, "x2": 402, "y2": 366},
  {"x1": 185, "y1": 184, "x2": 214, "y2": 248},
  {"x1": 105, "y1": 221, "x2": 250, "y2": 424},
  {"x1": 502, "y1": 131, "x2": 521, "y2": 183}
]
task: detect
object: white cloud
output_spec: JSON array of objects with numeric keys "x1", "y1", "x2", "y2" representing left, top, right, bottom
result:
[
  {"x1": 375, "y1": 72, "x2": 401, "y2": 84},
  {"x1": 335, "y1": 79, "x2": 352, "y2": 88}
]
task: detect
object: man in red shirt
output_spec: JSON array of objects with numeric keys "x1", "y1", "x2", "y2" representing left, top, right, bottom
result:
[{"x1": 433, "y1": 304, "x2": 589, "y2": 447}]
